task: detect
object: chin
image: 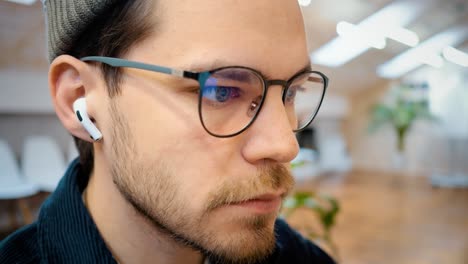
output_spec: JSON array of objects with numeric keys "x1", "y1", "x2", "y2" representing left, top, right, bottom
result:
[
  {"x1": 204, "y1": 229, "x2": 276, "y2": 264},
  {"x1": 197, "y1": 212, "x2": 277, "y2": 264}
]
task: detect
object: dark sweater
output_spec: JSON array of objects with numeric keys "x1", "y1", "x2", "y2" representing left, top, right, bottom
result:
[{"x1": 0, "y1": 160, "x2": 336, "y2": 264}]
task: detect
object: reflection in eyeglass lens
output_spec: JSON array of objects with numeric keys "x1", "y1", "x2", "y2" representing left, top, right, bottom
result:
[{"x1": 200, "y1": 68, "x2": 325, "y2": 136}]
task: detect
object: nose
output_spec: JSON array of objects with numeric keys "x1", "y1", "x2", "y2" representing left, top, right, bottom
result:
[{"x1": 241, "y1": 85, "x2": 299, "y2": 164}]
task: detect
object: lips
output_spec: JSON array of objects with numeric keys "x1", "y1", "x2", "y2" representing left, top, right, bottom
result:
[{"x1": 227, "y1": 192, "x2": 285, "y2": 214}]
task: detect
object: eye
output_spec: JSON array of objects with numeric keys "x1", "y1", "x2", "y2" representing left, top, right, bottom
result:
[
  {"x1": 215, "y1": 86, "x2": 231, "y2": 102},
  {"x1": 202, "y1": 86, "x2": 240, "y2": 103},
  {"x1": 285, "y1": 86, "x2": 298, "y2": 103}
]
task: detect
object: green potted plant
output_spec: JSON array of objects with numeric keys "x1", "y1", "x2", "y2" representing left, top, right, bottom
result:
[
  {"x1": 369, "y1": 82, "x2": 436, "y2": 168},
  {"x1": 282, "y1": 191, "x2": 340, "y2": 259}
]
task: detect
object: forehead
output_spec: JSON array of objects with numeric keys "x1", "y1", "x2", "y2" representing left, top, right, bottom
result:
[
  {"x1": 158, "y1": 0, "x2": 304, "y2": 32},
  {"x1": 131, "y1": 0, "x2": 308, "y2": 78}
]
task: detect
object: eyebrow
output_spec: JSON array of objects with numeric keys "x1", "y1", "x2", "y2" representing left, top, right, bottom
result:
[{"x1": 188, "y1": 59, "x2": 312, "y2": 80}]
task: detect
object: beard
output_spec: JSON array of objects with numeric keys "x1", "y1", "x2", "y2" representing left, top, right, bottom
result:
[{"x1": 108, "y1": 102, "x2": 295, "y2": 264}]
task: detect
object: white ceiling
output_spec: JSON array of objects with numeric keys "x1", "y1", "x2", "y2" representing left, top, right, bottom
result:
[{"x1": 0, "y1": 0, "x2": 467, "y2": 95}]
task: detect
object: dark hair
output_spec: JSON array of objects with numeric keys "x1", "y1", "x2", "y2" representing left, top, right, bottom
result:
[{"x1": 68, "y1": 0, "x2": 156, "y2": 175}]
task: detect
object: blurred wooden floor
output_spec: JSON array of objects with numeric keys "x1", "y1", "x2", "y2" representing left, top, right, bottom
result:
[{"x1": 289, "y1": 170, "x2": 468, "y2": 264}]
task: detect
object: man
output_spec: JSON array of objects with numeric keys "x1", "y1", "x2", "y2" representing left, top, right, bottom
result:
[{"x1": 1, "y1": 0, "x2": 333, "y2": 263}]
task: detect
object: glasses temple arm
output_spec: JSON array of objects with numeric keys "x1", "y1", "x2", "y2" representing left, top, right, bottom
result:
[{"x1": 80, "y1": 56, "x2": 199, "y2": 80}]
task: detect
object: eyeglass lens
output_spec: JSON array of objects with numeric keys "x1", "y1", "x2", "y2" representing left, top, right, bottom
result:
[{"x1": 199, "y1": 68, "x2": 325, "y2": 137}]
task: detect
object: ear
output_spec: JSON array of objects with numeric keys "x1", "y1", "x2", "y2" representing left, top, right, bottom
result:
[{"x1": 49, "y1": 55, "x2": 102, "y2": 142}]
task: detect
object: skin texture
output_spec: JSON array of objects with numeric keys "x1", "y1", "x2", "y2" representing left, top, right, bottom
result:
[{"x1": 49, "y1": 0, "x2": 310, "y2": 263}]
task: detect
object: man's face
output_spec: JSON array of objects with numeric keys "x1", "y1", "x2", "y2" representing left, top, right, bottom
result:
[{"x1": 99, "y1": 0, "x2": 308, "y2": 263}]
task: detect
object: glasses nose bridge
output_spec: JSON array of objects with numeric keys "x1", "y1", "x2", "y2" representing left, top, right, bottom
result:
[
  {"x1": 266, "y1": 79, "x2": 289, "y2": 90},
  {"x1": 265, "y1": 79, "x2": 289, "y2": 102}
]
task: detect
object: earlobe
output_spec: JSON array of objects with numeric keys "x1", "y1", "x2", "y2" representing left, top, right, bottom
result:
[{"x1": 49, "y1": 55, "x2": 101, "y2": 142}]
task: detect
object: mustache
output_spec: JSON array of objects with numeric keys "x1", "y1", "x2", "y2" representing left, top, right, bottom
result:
[{"x1": 204, "y1": 164, "x2": 295, "y2": 212}]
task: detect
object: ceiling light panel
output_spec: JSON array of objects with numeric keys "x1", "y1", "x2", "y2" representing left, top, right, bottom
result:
[
  {"x1": 377, "y1": 26, "x2": 468, "y2": 78},
  {"x1": 442, "y1": 46, "x2": 468, "y2": 67},
  {"x1": 311, "y1": 0, "x2": 437, "y2": 67}
]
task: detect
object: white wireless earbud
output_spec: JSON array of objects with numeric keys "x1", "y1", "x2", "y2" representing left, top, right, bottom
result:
[{"x1": 73, "y1": 98, "x2": 103, "y2": 141}]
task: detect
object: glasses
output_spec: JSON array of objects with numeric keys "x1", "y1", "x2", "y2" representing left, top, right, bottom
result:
[{"x1": 81, "y1": 56, "x2": 329, "y2": 138}]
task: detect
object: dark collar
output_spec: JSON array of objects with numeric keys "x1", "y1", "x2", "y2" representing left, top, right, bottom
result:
[{"x1": 37, "y1": 159, "x2": 117, "y2": 263}]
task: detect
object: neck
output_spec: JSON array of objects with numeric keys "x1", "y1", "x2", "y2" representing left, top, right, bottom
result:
[{"x1": 83, "y1": 149, "x2": 204, "y2": 264}]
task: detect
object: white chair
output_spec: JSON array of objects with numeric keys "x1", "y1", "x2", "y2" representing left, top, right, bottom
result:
[
  {"x1": 0, "y1": 139, "x2": 38, "y2": 226},
  {"x1": 22, "y1": 136, "x2": 66, "y2": 193},
  {"x1": 0, "y1": 140, "x2": 38, "y2": 199}
]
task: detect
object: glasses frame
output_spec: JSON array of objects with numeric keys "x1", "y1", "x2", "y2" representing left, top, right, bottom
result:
[{"x1": 81, "y1": 56, "x2": 329, "y2": 138}]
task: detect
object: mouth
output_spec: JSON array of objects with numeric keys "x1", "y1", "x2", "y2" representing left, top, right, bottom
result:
[{"x1": 226, "y1": 191, "x2": 286, "y2": 215}]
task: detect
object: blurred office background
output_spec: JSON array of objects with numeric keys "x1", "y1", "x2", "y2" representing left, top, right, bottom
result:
[{"x1": 1, "y1": 0, "x2": 467, "y2": 263}]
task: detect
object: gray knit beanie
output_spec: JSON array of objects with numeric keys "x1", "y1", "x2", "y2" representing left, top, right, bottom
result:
[{"x1": 41, "y1": 0, "x2": 123, "y2": 62}]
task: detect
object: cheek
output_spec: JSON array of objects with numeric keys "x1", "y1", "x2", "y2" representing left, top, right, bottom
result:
[
  {"x1": 120, "y1": 81, "x2": 199, "y2": 154},
  {"x1": 118, "y1": 87, "x2": 242, "y2": 211}
]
